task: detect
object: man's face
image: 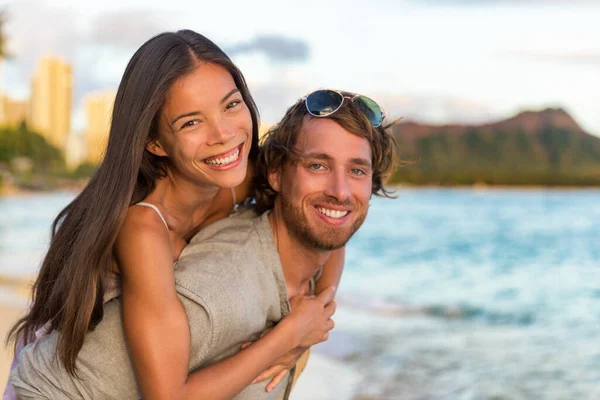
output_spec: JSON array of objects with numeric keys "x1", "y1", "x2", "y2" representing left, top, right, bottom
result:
[{"x1": 272, "y1": 117, "x2": 373, "y2": 250}]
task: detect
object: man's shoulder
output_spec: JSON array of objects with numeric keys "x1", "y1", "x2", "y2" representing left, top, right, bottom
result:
[
  {"x1": 186, "y1": 205, "x2": 263, "y2": 246},
  {"x1": 173, "y1": 206, "x2": 275, "y2": 299}
]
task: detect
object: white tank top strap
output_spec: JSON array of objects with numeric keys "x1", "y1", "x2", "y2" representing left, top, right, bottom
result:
[
  {"x1": 231, "y1": 187, "x2": 239, "y2": 213},
  {"x1": 134, "y1": 202, "x2": 169, "y2": 231}
]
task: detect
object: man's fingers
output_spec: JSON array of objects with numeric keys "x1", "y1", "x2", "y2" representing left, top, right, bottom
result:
[
  {"x1": 316, "y1": 286, "x2": 336, "y2": 305},
  {"x1": 266, "y1": 369, "x2": 290, "y2": 393}
]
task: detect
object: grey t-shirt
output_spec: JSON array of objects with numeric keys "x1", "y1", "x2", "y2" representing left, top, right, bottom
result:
[{"x1": 11, "y1": 207, "x2": 293, "y2": 400}]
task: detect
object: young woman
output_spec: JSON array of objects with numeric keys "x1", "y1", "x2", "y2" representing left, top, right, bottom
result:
[{"x1": 5, "y1": 30, "x2": 343, "y2": 400}]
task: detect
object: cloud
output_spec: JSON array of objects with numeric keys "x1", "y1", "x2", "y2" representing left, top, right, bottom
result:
[
  {"x1": 375, "y1": 93, "x2": 494, "y2": 125},
  {"x1": 2, "y1": 2, "x2": 174, "y2": 116},
  {"x1": 87, "y1": 10, "x2": 173, "y2": 49},
  {"x1": 225, "y1": 35, "x2": 310, "y2": 64},
  {"x1": 2, "y1": 1, "x2": 313, "y2": 133},
  {"x1": 507, "y1": 50, "x2": 600, "y2": 67},
  {"x1": 4, "y1": 1, "x2": 79, "y2": 64},
  {"x1": 249, "y1": 82, "x2": 495, "y2": 128},
  {"x1": 412, "y1": 0, "x2": 596, "y2": 5}
]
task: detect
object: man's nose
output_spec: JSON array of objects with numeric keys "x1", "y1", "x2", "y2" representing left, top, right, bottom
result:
[{"x1": 324, "y1": 169, "x2": 351, "y2": 202}]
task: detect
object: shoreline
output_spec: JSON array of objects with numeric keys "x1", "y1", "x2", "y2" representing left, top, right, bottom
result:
[
  {"x1": 1, "y1": 184, "x2": 599, "y2": 199},
  {"x1": 388, "y1": 183, "x2": 600, "y2": 191},
  {"x1": 0, "y1": 180, "x2": 87, "y2": 198},
  {"x1": 0, "y1": 187, "x2": 82, "y2": 198}
]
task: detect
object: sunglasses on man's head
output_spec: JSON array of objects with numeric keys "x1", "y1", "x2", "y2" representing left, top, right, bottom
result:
[{"x1": 303, "y1": 89, "x2": 385, "y2": 128}]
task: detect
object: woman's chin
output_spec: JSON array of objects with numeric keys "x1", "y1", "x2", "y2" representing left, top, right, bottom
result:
[{"x1": 206, "y1": 167, "x2": 247, "y2": 189}]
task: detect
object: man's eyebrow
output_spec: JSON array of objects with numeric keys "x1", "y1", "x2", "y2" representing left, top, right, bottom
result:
[
  {"x1": 300, "y1": 152, "x2": 333, "y2": 161},
  {"x1": 350, "y1": 158, "x2": 372, "y2": 168},
  {"x1": 300, "y1": 153, "x2": 372, "y2": 168},
  {"x1": 220, "y1": 88, "x2": 240, "y2": 104}
]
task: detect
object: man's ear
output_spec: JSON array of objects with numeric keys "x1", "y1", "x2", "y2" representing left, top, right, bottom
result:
[
  {"x1": 146, "y1": 139, "x2": 168, "y2": 157},
  {"x1": 267, "y1": 168, "x2": 282, "y2": 193}
]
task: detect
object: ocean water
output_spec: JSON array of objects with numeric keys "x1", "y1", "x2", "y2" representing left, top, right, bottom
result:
[
  {"x1": 1, "y1": 189, "x2": 599, "y2": 399},
  {"x1": 321, "y1": 188, "x2": 600, "y2": 400}
]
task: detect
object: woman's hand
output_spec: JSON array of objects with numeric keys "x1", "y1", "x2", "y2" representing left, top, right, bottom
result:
[
  {"x1": 243, "y1": 286, "x2": 336, "y2": 391},
  {"x1": 285, "y1": 286, "x2": 337, "y2": 348},
  {"x1": 240, "y1": 342, "x2": 308, "y2": 392}
]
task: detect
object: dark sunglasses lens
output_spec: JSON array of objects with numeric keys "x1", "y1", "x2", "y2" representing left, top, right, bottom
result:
[
  {"x1": 306, "y1": 90, "x2": 343, "y2": 116},
  {"x1": 354, "y1": 96, "x2": 383, "y2": 127}
]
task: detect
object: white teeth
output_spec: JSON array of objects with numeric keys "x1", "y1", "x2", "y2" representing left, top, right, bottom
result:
[
  {"x1": 204, "y1": 148, "x2": 240, "y2": 166},
  {"x1": 317, "y1": 207, "x2": 349, "y2": 219}
]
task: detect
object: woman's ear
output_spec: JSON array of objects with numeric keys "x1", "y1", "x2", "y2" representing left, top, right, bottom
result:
[{"x1": 146, "y1": 139, "x2": 168, "y2": 157}]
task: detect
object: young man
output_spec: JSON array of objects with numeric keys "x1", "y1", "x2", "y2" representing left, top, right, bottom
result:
[{"x1": 11, "y1": 89, "x2": 397, "y2": 400}]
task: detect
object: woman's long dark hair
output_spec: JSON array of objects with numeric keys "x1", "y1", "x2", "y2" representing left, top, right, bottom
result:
[{"x1": 7, "y1": 30, "x2": 260, "y2": 376}]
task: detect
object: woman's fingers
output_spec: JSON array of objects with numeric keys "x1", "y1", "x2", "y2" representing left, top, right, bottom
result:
[
  {"x1": 252, "y1": 365, "x2": 284, "y2": 384},
  {"x1": 320, "y1": 332, "x2": 330, "y2": 343},
  {"x1": 316, "y1": 286, "x2": 336, "y2": 305},
  {"x1": 326, "y1": 318, "x2": 335, "y2": 331},
  {"x1": 266, "y1": 369, "x2": 290, "y2": 392},
  {"x1": 240, "y1": 341, "x2": 253, "y2": 350},
  {"x1": 325, "y1": 300, "x2": 337, "y2": 318}
]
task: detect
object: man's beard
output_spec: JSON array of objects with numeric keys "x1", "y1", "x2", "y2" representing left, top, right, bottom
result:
[{"x1": 279, "y1": 191, "x2": 367, "y2": 251}]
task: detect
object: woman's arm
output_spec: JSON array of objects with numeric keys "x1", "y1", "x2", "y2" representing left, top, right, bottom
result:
[
  {"x1": 116, "y1": 206, "x2": 335, "y2": 400},
  {"x1": 315, "y1": 247, "x2": 345, "y2": 295},
  {"x1": 251, "y1": 246, "x2": 346, "y2": 391}
]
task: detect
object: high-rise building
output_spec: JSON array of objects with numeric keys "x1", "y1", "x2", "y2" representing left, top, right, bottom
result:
[
  {"x1": 0, "y1": 95, "x2": 28, "y2": 126},
  {"x1": 28, "y1": 55, "x2": 72, "y2": 150},
  {"x1": 84, "y1": 90, "x2": 116, "y2": 165},
  {"x1": 65, "y1": 132, "x2": 87, "y2": 168}
]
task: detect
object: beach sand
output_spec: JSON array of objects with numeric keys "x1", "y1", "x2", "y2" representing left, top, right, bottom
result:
[{"x1": 0, "y1": 303, "x2": 26, "y2": 391}]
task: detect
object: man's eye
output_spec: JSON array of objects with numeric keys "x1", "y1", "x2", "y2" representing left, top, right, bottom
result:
[
  {"x1": 309, "y1": 163, "x2": 324, "y2": 171},
  {"x1": 351, "y1": 168, "x2": 366, "y2": 175},
  {"x1": 226, "y1": 100, "x2": 241, "y2": 110}
]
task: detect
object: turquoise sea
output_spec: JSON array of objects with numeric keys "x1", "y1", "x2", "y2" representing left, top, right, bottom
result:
[{"x1": 1, "y1": 189, "x2": 599, "y2": 399}]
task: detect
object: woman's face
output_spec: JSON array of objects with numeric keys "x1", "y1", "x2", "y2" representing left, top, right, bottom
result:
[{"x1": 154, "y1": 62, "x2": 253, "y2": 189}]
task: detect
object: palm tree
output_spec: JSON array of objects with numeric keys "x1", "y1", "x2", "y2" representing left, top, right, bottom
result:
[
  {"x1": 0, "y1": 9, "x2": 7, "y2": 121},
  {"x1": 0, "y1": 9, "x2": 6, "y2": 58}
]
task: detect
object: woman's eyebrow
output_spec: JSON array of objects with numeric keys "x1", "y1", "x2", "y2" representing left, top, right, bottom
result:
[{"x1": 220, "y1": 88, "x2": 240, "y2": 104}]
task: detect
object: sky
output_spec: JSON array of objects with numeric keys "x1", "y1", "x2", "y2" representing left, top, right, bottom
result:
[{"x1": 1, "y1": 0, "x2": 599, "y2": 135}]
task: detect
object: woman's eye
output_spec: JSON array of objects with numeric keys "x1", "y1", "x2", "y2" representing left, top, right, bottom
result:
[
  {"x1": 181, "y1": 120, "x2": 198, "y2": 129},
  {"x1": 226, "y1": 100, "x2": 241, "y2": 110}
]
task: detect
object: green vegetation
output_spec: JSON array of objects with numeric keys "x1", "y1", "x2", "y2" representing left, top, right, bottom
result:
[
  {"x1": 389, "y1": 110, "x2": 600, "y2": 186},
  {"x1": 0, "y1": 123, "x2": 95, "y2": 190},
  {"x1": 71, "y1": 162, "x2": 97, "y2": 179},
  {"x1": 0, "y1": 9, "x2": 9, "y2": 60}
]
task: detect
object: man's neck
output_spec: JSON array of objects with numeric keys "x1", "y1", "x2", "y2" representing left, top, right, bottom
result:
[{"x1": 268, "y1": 205, "x2": 331, "y2": 299}]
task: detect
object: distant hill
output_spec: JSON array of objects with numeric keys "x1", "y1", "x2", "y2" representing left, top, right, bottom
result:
[{"x1": 389, "y1": 108, "x2": 600, "y2": 186}]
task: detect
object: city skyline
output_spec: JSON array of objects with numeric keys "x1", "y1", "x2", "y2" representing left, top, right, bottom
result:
[
  {"x1": 1, "y1": 54, "x2": 115, "y2": 166},
  {"x1": 28, "y1": 55, "x2": 72, "y2": 150}
]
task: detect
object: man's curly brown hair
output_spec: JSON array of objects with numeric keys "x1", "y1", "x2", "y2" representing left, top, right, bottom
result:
[{"x1": 254, "y1": 95, "x2": 398, "y2": 213}]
